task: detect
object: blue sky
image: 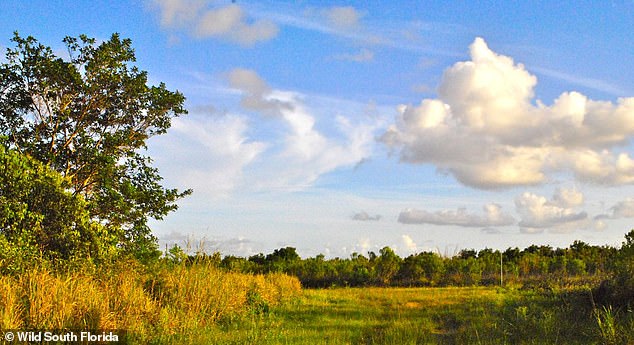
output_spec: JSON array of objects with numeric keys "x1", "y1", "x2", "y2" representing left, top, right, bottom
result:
[{"x1": 2, "y1": 1, "x2": 634, "y2": 257}]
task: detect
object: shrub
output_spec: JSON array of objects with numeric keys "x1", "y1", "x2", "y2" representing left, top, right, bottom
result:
[{"x1": 0, "y1": 144, "x2": 118, "y2": 272}]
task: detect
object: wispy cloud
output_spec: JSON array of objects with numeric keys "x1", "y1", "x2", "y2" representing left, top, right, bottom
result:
[
  {"x1": 324, "y1": 6, "x2": 363, "y2": 29},
  {"x1": 151, "y1": 112, "x2": 267, "y2": 198},
  {"x1": 532, "y1": 66, "x2": 630, "y2": 97},
  {"x1": 399, "y1": 203, "x2": 515, "y2": 227},
  {"x1": 332, "y1": 48, "x2": 374, "y2": 63},
  {"x1": 227, "y1": 68, "x2": 381, "y2": 191},
  {"x1": 247, "y1": 3, "x2": 461, "y2": 57},
  {"x1": 150, "y1": 0, "x2": 278, "y2": 46}
]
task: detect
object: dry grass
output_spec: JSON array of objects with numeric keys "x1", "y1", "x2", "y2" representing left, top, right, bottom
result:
[{"x1": 0, "y1": 261, "x2": 301, "y2": 340}]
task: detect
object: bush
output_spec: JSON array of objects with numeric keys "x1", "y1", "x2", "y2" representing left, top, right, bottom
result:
[
  {"x1": 0, "y1": 144, "x2": 118, "y2": 272},
  {"x1": 595, "y1": 230, "x2": 634, "y2": 308}
]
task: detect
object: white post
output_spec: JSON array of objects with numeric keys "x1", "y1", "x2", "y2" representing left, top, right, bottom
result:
[{"x1": 500, "y1": 251, "x2": 503, "y2": 286}]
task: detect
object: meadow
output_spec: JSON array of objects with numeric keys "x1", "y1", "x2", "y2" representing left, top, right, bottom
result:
[
  {"x1": 2, "y1": 260, "x2": 634, "y2": 344},
  {"x1": 196, "y1": 286, "x2": 633, "y2": 345}
]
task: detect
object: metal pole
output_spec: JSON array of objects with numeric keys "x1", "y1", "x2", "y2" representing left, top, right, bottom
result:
[{"x1": 500, "y1": 251, "x2": 503, "y2": 286}]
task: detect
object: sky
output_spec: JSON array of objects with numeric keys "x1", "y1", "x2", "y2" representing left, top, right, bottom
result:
[{"x1": 2, "y1": 1, "x2": 634, "y2": 258}]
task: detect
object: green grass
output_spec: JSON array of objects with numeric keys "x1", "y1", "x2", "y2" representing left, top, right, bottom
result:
[
  {"x1": 191, "y1": 286, "x2": 634, "y2": 345},
  {"x1": 3, "y1": 267, "x2": 633, "y2": 344}
]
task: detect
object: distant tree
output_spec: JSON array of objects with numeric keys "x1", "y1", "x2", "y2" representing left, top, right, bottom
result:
[
  {"x1": 0, "y1": 33, "x2": 191, "y2": 261},
  {"x1": 248, "y1": 253, "x2": 266, "y2": 265},
  {"x1": 265, "y1": 247, "x2": 301, "y2": 273},
  {"x1": 375, "y1": 246, "x2": 402, "y2": 285},
  {"x1": 459, "y1": 249, "x2": 477, "y2": 259},
  {"x1": 266, "y1": 247, "x2": 300, "y2": 262},
  {"x1": 397, "y1": 251, "x2": 444, "y2": 286}
]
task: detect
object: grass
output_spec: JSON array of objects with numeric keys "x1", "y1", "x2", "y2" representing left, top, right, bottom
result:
[
  {"x1": 2, "y1": 266, "x2": 633, "y2": 344},
  {"x1": 0, "y1": 262, "x2": 301, "y2": 343},
  {"x1": 196, "y1": 286, "x2": 634, "y2": 345}
]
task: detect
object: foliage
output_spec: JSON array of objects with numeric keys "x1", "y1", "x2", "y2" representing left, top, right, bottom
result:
[
  {"x1": 0, "y1": 144, "x2": 117, "y2": 272},
  {"x1": 596, "y1": 229, "x2": 634, "y2": 308},
  {"x1": 0, "y1": 261, "x2": 301, "y2": 341},
  {"x1": 0, "y1": 33, "x2": 191, "y2": 261},
  {"x1": 223, "y1": 242, "x2": 615, "y2": 289}
]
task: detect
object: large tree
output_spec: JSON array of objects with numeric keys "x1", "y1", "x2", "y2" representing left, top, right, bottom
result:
[{"x1": 0, "y1": 33, "x2": 191, "y2": 261}]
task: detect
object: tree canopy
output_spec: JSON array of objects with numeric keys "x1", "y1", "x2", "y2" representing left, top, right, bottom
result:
[{"x1": 0, "y1": 32, "x2": 191, "y2": 261}]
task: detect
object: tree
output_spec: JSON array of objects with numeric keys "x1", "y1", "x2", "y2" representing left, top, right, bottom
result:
[
  {"x1": 0, "y1": 33, "x2": 191, "y2": 261},
  {"x1": 375, "y1": 246, "x2": 402, "y2": 285},
  {"x1": 0, "y1": 143, "x2": 116, "y2": 272}
]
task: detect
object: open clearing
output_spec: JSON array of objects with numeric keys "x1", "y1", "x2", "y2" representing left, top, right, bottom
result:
[{"x1": 177, "y1": 286, "x2": 618, "y2": 345}]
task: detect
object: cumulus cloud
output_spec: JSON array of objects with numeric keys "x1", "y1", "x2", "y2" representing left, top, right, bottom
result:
[
  {"x1": 228, "y1": 68, "x2": 379, "y2": 189},
  {"x1": 398, "y1": 203, "x2": 515, "y2": 227},
  {"x1": 515, "y1": 189, "x2": 588, "y2": 233},
  {"x1": 596, "y1": 198, "x2": 634, "y2": 219},
  {"x1": 401, "y1": 235, "x2": 418, "y2": 252},
  {"x1": 551, "y1": 187, "x2": 584, "y2": 208},
  {"x1": 151, "y1": 0, "x2": 278, "y2": 45},
  {"x1": 382, "y1": 37, "x2": 634, "y2": 189},
  {"x1": 352, "y1": 211, "x2": 381, "y2": 221}
]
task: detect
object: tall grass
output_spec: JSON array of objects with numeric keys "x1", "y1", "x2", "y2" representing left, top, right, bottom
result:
[
  {"x1": 190, "y1": 286, "x2": 634, "y2": 345},
  {"x1": 0, "y1": 261, "x2": 301, "y2": 342}
]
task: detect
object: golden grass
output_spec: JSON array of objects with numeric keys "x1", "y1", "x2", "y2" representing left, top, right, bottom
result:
[{"x1": 0, "y1": 262, "x2": 301, "y2": 339}]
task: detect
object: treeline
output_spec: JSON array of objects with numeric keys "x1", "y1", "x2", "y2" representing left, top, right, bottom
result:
[
  {"x1": 169, "y1": 240, "x2": 615, "y2": 289},
  {"x1": 169, "y1": 232, "x2": 634, "y2": 306}
]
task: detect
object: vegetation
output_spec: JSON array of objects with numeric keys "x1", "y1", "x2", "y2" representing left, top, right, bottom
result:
[
  {"x1": 0, "y1": 144, "x2": 116, "y2": 273},
  {"x1": 193, "y1": 286, "x2": 634, "y2": 345},
  {"x1": 0, "y1": 32, "x2": 190, "y2": 262},
  {"x1": 0, "y1": 260, "x2": 301, "y2": 343},
  {"x1": 215, "y1": 242, "x2": 615, "y2": 290}
]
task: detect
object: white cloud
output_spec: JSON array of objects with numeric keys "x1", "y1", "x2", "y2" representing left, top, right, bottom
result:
[
  {"x1": 228, "y1": 68, "x2": 380, "y2": 190},
  {"x1": 382, "y1": 37, "x2": 634, "y2": 189},
  {"x1": 151, "y1": 0, "x2": 205, "y2": 27},
  {"x1": 152, "y1": 0, "x2": 278, "y2": 45},
  {"x1": 596, "y1": 198, "x2": 634, "y2": 219},
  {"x1": 551, "y1": 187, "x2": 584, "y2": 208},
  {"x1": 324, "y1": 6, "x2": 362, "y2": 29},
  {"x1": 398, "y1": 203, "x2": 515, "y2": 227},
  {"x1": 352, "y1": 211, "x2": 381, "y2": 221},
  {"x1": 151, "y1": 113, "x2": 266, "y2": 198},
  {"x1": 227, "y1": 68, "x2": 292, "y2": 116},
  {"x1": 611, "y1": 198, "x2": 634, "y2": 218},
  {"x1": 401, "y1": 235, "x2": 418, "y2": 253},
  {"x1": 515, "y1": 189, "x2": 587, "y2": 232}
]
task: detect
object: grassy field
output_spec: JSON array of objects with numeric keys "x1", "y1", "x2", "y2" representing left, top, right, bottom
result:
[
  {"x1": 2, "y1": 266, "x2": 633, "y2": 344},
  {"x1": 196, "y1": 286, "x2": 634, "y2": 345},
  {"x1": 0, "y1": 263, "x2": 302, "y2": 343}
]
